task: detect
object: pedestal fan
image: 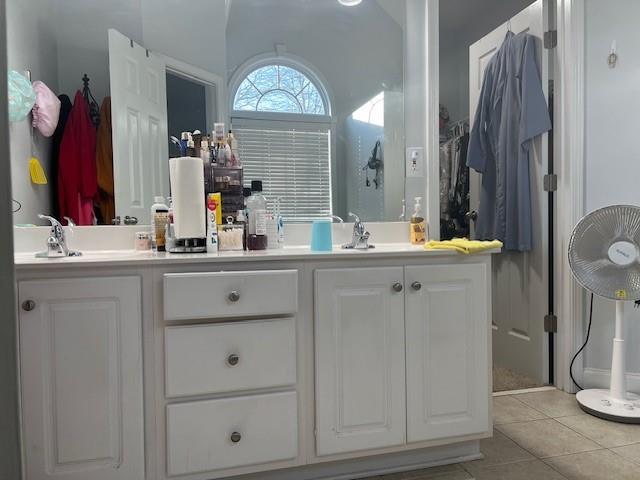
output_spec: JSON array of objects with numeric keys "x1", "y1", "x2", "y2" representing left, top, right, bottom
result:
[{"x1": 569, "y1": 204, "x2": 640, "y2": 423}]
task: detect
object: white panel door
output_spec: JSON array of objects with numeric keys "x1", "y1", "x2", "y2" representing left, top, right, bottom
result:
[
  {"x1": 109, "y1": 29, "x2": 169, "y2": 224},
  {"x1": 315, "y1": 267, "x2": 406, "y2": 456},
  {"x1": 405, "y1": 264, "x2": 490, "y2": 442},
  {"x1": 19, "y1": 277, "x2": 144, "y2": 480},
  {"x1": 468, "y1": 0, "x2": 549, "y2": 382}
]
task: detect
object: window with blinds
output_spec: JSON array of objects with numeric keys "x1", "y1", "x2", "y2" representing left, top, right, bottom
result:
[{"x1": 234, "y1": 127, "x2": 332, "y2": 222}]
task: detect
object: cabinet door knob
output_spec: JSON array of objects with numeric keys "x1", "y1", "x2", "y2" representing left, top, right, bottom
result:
[
  {"x1": 411, "y1": 281, "x2": 422, "y2": 291},
  {"x1": 228, "y1": 291, "x2": 240, "y2": 302},
  {"x1": 392, "y1": 282, "x2": 403, "y2": 293},
  {"x1": 227, "y1": 353, "x2": 240, "y2": 366},
  {"x1": 230, "y1": 431, "x2": 242, "y2": 443},
  {"x1": 22, "y1": 300, "x2": 36, "y2": 311}
]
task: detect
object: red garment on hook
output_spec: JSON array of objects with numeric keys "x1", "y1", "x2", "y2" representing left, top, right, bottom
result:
[{"x1": 57, "y1": 91, "x2": 97, "y2": 225}]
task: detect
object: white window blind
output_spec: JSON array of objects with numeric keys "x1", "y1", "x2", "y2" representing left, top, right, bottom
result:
[{"x1": 234, "y1": 126, "x2": 332, "y2": 222}]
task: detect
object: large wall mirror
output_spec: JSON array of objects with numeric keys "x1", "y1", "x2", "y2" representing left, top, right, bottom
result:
[{"x1": 8, "y1": 0, "x2": 420, "y2": 226}]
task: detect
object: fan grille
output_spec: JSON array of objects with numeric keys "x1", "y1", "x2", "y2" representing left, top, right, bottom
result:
[{"x1": 569, "y1": 205, "x2": 640, "y2": 300}]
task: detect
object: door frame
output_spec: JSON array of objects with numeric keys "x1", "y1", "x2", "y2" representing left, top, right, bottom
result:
[
  {"x1": 0, "y1": 0, "x2": 23, "y2": 476},
  {"x1": 162, "y1": 54, "x2": 227, "y2": 127},
  {"x1": 551, "y1": 0, "x2": 585, "y2": 394},
  {"x1": 424, "y1": 0, "x2": 585, "y2": 392}
]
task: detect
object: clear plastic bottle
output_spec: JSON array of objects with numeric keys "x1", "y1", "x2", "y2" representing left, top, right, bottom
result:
[{"x1": 247, "y1": 180, "x2": 268, "y2": 250}]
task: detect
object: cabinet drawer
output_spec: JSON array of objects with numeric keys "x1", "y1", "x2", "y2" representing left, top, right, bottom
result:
[
  {"x1": 165, "y1": 318, "x2": 296, "y2": 397},
  {"x1": 163, "y1": 270, "x2": 298, "y2": 320},
  {"x1": 166, "y1": 392, "x2": 298, "y2": 476}
]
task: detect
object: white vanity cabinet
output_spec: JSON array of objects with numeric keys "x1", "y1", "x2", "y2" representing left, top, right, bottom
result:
[
  {"x1": 315, "y1": 267, "x2": 407, "y2": 456},
  {"x1": 161, "y1": 269, "x2": 300, "y2": 478},
  {"x1": 315, "y1": 263, "x2": 491, "y2": 456},
  {"x1": 405, "y1": 264, "x2": 490, "y2": 442},
  {"x1": 14, "y1": 249, "x2": 493, "y2": 480},
  {"x1": 18, "y1": 277, "x2": 145, "y2": 480}
]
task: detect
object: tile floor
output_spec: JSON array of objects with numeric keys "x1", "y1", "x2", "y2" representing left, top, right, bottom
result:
[{"x1": 371, "y1": 389, "x2": 640, "y2": 480}]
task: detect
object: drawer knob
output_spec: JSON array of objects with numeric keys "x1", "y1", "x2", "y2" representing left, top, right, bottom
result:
[
  {"x1": 228, "y1": 291, "x2": 240, "y2": 302},
  {"x1": 227, "y1": 353, "x2": 240, "y2": 366},
  {"x1": 392, "y1": 282, "x2": 403, "y2": 293},
  {"x1": 22, "y1": 300, "x2": 36, "y2": 311},
  {"x1": 230, "y1": 431, "x2": 242, "y2": 443},
  {"x1": 411, "y1": 281, "x2": 422, "y2": 291}
]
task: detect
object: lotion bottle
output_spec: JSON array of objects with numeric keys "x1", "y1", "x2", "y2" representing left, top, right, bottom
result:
[
  {"x1": 410, "y1": 196, "x2": 427, "y2": 245},
  {"x1": 151, "y1": 196, "x2": 169, "y2": 252}
]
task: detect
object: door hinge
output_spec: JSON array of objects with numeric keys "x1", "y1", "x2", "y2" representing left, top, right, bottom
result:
[
  {"x1": 544, "y1": 30, "x2": 558, "y2": 49},
  {"x1": 544, "y1": 174, "x2": 557, "y2": 192},
  {"x1": 544, "y1": 314, "x2": 558, "y2": 333}
]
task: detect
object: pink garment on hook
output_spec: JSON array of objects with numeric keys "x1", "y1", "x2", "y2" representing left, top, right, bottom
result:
[{"x1": 32, "y1": 80, "x2": 61, "y2": 137}]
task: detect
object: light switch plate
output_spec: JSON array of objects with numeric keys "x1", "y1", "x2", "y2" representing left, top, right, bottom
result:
[{"x1": 406, "y1": 147, "x2": 424, "y2": 178}]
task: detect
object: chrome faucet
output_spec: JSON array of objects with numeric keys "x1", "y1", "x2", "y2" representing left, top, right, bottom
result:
[
  {"x1": 342, "y1": 212, "x2": 373, "y2": 250},
  {"x1": 35, "y1": 215, "x2": 82, "y2": 258}
]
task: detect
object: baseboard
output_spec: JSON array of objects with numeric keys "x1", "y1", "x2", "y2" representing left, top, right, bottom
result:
[
  {"x1": 493, "y1": 386, "x2": 556, "y2": 397},
  {"x1": 223, "y1": 441, "x2": 481, "y2": 480},
  {"x1": 583, "y1": 368, "x2": 640, "y2": 393}
]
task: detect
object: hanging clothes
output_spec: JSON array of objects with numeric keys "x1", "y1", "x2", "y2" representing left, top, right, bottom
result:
[
  {"x1": 440, "y1": 122, "x2": 470, "y2": 240},
  {"x1": 58, "y1": 90, "x2": 97, "y2": 225},
  {"x1": 95, "y1": 97, "x2": 114, "y2": 224},
  {"x1": 467, "y1": 31, "x2": 551, "y2": 252},
  {"x1": 50, "y1": 94, "x2": 73, "y2": 219}
]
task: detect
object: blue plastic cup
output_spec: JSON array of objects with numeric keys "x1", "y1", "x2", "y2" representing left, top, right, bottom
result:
[{"x1": 310, "y1": 219, "x2": 333, "y2": 252}]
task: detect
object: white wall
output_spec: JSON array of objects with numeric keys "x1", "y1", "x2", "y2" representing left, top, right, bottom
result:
[
  {"x1": 7, "y1": 0, "x2": 59, "y2": 225},
  {"x1": 7, "y1": 0, "x2": 228, "y2": 223},
  {"x1": 404, "y1": 0, "x2": 427, "y2": 217},
  {"x1": 53, "y1": 0, "x2": 227, "y2": 102},
  {"x1": 54, "y1": 0, "x2": 144, "y2": 103},
  {"x1": 226, "y1": 0, "x2": 405, "y2": 220},
  {"x1": 582, "y1": 0, "x2": 640, "y2": 379},
  {"x1": 226, "y1": 0, "x2": 403, "y2": 120},
  {"x1": 141, "y1": 0, "x2": 227, "y2": 80}
]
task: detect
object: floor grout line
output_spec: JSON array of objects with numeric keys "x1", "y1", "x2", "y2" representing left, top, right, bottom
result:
[
  {"x1": 495, "y1": 416, "x2": 606, "y2": 459},
  {"x1": 493, "y1": 394, "x2": 551, "y2": 424},
  {"x1": 379, "y1": 391, "x2": 636, "y2": 479},
  {"x1": 552, "y1": 415, "x2": 614, "y2": 449},
  {"x1": 539, "y1": 456, "x2": 573, "y2": 479},
  {"x1": 607, "y1": 445, "x2": 640, "y2": 466}
]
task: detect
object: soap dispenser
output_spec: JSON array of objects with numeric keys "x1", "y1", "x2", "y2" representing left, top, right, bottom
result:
[{"x1": 410, "y1": 196, "x2": 427, "y2": 245}]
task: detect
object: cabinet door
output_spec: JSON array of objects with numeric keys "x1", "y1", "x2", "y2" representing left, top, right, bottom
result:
[
  {"x1": 405, "y1": 264, "x2": 490, "y2": 442},
  {"x1": 19, "y1": 277, "x2": 144, "y2": 480},
  {"x1": 315, "y1": 267, "x2": 406, "y2": 456}
]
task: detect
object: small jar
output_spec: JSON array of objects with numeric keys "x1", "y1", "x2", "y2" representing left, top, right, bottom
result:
[
  {"x1": 135, "y1": 232, "x2": 151, "y2": 251},
  {"x1": 218, "y1": 216, "x2": 244, "y2": 251}
]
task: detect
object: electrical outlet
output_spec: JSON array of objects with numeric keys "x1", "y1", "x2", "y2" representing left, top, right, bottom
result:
[{"x1": 406, "y1": 147, "x2": 424, "y2": 178}]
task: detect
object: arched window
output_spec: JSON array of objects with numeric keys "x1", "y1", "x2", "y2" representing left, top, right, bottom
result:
[
  {"x1": 233, "y1": 64, "x2": 328, "y2": 115},
  {"x1": 231, "y1": 59, "x2": 333, "y2": 222}
]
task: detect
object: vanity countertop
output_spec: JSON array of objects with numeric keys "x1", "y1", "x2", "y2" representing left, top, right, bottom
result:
[{"x1": 14, "y1": 243, "x2": 499, "y2": 270}]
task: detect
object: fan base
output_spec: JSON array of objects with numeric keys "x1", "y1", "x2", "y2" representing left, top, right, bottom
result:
[{"x1": 576, "y1": 389, "x2": 640, "y2": 424}]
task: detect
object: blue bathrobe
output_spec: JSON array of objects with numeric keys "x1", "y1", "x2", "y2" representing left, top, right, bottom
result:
[{"x1": 467, "y1": 31, "x2": 551, "y2": 252}]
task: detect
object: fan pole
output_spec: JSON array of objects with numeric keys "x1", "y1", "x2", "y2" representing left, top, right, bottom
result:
[{"x1": 610, "y1": 300, "x2": 628, "y2": 401}]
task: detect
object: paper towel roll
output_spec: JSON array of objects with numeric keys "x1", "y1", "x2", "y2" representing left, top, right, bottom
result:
[{"x1": 169, "y1": 157, "x2": 206, "y2": 239}]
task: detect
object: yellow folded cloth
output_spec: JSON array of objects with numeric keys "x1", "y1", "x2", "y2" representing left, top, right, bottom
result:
[{"x1": 424, "y1": 237, "x2": 503, "y2": 254}]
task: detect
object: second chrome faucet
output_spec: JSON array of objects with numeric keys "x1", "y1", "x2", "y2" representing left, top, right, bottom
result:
[{"x1": 342, "y1": 212, "x2": 374, "y2": 250}]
